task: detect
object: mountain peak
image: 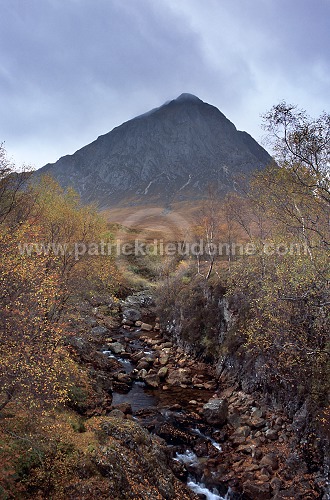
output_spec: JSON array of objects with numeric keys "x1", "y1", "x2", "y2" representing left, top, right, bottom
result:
[
  {"x1": 37, "y1": 95, "x2": 272, "y2": 209},
  {"x1": 174, "y1": 93, "x2": 202, "y2": 103}
]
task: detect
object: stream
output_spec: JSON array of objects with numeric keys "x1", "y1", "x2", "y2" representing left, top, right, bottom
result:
[{"x1": 101, "y1": 326, "x2": 232, "y2": 500}]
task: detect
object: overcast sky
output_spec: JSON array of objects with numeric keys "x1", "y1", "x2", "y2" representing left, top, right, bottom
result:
[{"x1": 1, "y1": 0, "x2": 329, "y2": 168}]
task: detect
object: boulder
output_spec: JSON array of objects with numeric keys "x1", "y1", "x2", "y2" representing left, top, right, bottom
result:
[
  {"x1": 117, "y1": 372, "x2": 132, "y2": 384},
  {"x1": 265, "y1": 429, "x2": 278, "y2": 441},
  {"x1": 122, "y1": 308, "x2": 141, "y2": 322},
  {"x1": 121, "y1": 292, "x2": 155, "y2": 310},
  {"x1": 131, "y1": 351, "x2": 145, "y2": 362},
  {"x1": 144, "y1": 373, "x2": 160, "y2": 388},
  {"x1": 121, "y1": 318, "x2": 134, "y2": 326},
  {"x1": 108, "y1": 342, "x2": 125, "y2": 354},
  {"x1": 251, "y1": 407, "x2": 264, "y2": 419},
  {"x1": 137, "y1": 369, "x2": 148, "y2": 380},
  {"x1": 160, "y1": 342, "x2": 173, "y2": 348},
  {"x1": 136, "y1": 360, "x2": 150, "y2": 371},
  {"x1": 167, "y1": 368, "x2": 192, "y2": 387},
  {"x1": 159, "y1": 355, "x2": 169, "y2": 366},
  {"x1": 157, "y1": 367, "x2": 168, "y2": 379},
  {"x1": 260, "y1": 453, "x2": 279, "y2": 470},
  {"x1": 141, "y1": 322, "x2": 153, "y2": 331},
  {"x1": 203, "y1": 398, "x2": 228, "y2": 426}
]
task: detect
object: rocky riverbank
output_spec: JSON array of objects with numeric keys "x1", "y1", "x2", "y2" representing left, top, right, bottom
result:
[{"x1": 65, "y1": 291, "x2": 326, "y2": 499}]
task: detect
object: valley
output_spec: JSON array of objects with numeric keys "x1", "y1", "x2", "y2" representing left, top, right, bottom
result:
[{"x1": 0, "y1": 99, "x2": 329, "y2": 499}]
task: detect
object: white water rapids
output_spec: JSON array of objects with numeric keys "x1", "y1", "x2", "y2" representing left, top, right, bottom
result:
[{"x1": 175, "y1": 450, "x2": 229, "y2": 499}]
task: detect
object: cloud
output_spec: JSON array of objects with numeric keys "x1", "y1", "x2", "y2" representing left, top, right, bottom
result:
[{"x1": 0, "y1": 0, "x2": 329, "y2": 167}]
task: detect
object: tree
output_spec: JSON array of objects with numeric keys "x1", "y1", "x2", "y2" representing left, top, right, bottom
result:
[
  {"x1": 262, "y1": 102, "x2": 330, "y2": 224},
  {"x1": 0, "y1": 143, "x2": 32, "y2": 224},
  {"x1": 0, "y1": 166, "x2": 118, "y2": 412},
  {"x1": 225, "y1": 103, "x2": 330, "y2": 416}
]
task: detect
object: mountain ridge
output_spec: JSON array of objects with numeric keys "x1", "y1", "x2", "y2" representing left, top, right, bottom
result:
[{"x1": 37, "y1": 94, "x2": 273, "y2": 208}]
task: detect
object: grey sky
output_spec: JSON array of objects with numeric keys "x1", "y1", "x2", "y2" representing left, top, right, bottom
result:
[{"x1": 1, "y1": 0, "x2": 329, "y2": 168}]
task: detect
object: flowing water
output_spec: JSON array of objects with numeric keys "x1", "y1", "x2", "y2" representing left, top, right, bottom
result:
[
  {"x1": 175, "y1": 451, "x2": 228, "y2": 500},
  {"x1": 102, "y1": 330, "x2": 231, "y2": 499},
  {"x1": 112, "y1": 381, "x2": 158, "y2": 412}
]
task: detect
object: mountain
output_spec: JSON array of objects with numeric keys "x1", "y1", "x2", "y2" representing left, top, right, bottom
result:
[{"x1": 37, "y1": 93, "x2": 272, "y2": 208}]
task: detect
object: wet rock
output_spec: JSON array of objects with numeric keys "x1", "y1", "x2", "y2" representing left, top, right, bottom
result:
[
  {"x1": 125, "y1": 292, "x2": 155, "y2": 309},
  {"x1": 148, "y1": 339, "x2": 162, "y2": 346},
  {"x1": 112, "y1": 381, "x2": 131, "y2": 393},
  {"x1": 141, "y1": 322, "x2": 153, "y2": 331},
  {"x1": 131, "y1": 351, "x2": 145, "y2": 362},
  {"x1": 144, "y1": 373, "x2": 160, "y2": 388},
  {"x1": 98, "y1": 352, "x2": 123, "y2": 371},
  {"x1": 117, "y1": 372, "x2": 132, "y2": 384},
  {"x1": 122, "y1": 308, "x2": 141, "y2": 322},
  {"x1": 194, "y1": 440, "x2": 210, "y2": 456},
  {"x1": 170, "y1": 458, "x2": 188, "y2": 482},
  {"x1": 157, "y1": 367, "x2": 168, "y2": 379},
  {"x1": 137, "y1": 369, "x2": 148, "y2": 380},
  {"x1": 159, "y1": 354, "x2": 169, "y2": 366},
  {"x1": 108, "y1": 342, "x2": 125, "y2": 354},
  {"x1": 136, "y1": 360, "x2": 150, "y2": 371},
  {"x1": 144, "y1": 355, "x2": 155, "y2": 364},
  {"x1": 243, "y1": 480, "x2": 271, "y2": 499},
  {"x1": 121, "y1": 319, "x2": 134, "y2": 327},
  {"x1": 203, "y1": 398, "x2": 228, "y2": 426}
]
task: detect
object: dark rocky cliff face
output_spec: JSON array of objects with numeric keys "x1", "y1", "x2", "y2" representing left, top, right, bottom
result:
[
  {"x1": 157, "y1": 281, "x2": 330, "y2": 498},
  {"x1": 36, "y1": 93, "x2": 272, "y2": 208}
]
